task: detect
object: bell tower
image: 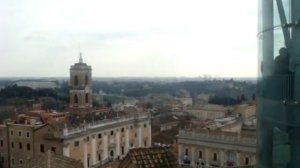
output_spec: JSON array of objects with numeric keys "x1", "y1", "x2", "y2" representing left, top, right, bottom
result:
[{"x1": 69, "y1": 53, "x2": 92, "y2": 113}]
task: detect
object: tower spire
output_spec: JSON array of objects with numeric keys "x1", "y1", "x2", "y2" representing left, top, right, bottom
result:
[
  {"x1": 79, "y1": 52, "x2": 83, "y2": 63},
  {"x1": 79, "y1": 43, "x2": 83, "y2": 63}
]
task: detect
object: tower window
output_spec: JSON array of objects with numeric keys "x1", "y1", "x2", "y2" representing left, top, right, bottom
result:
[
  {"x1": 40, "y1": 144, "x2": 44, "y2": 153},
  {"x1": 213, "y1": 153, "x2": 217, "y2": 161},
  {"x1": 85, "y1": 93, "x2": 89, "y2": 103},
  {"x1": 121, "y1": 146, "x2": 124, "y2": 155},
  {"x1": 51, "y1": 147, "x2": 56, "y2": 153},
  {"x1": 245, "y1": 157, "x2": 249, "y2": 165},
  {"x1": 27, "y1": 143, "x2": 30, "y2": 151},
  {"x1": 199, "y1": 151, "x2": 202, "y2": 158},
  {"x1": 74, "y1": 94, "x2": 78, "y2": 104},
  {"x1": 85, "y1": 75, "x2": 88, "y2": 85},
  {"x1": 19, "y1": 142, "x2": 22, "y2": 149},
  {"x1": 74, "y1": 76, "x2": 78, "y2": 85},
  {"x1": 98, "y1": 153, "x2": 101, "y2": 161}
]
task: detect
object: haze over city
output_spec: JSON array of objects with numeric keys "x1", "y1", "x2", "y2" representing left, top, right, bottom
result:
[{"x1": 0, "y1": 0, "x2": 257, "y2": 77}]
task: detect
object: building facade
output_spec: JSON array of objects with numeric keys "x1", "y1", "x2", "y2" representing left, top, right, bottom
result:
[{"x1": 177, "y1": 129, "x2": 256, "y2": 167}]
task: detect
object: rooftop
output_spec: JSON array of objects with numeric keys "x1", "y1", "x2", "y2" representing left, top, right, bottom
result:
[{"x1": 119, "y1": 147, "x2": 179, "y2": 168}]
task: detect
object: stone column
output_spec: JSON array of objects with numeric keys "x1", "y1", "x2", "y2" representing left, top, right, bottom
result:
[
  {"x1": 236, "y1": 152, "x2": 240, "y2": 166},
  {"x1": 91, "y1": 134, "x2": 97, "y2": 165},
  {"x1": 83, "y1": 138, "x2": 88, "y2": 168},
  {"x1": 138, "y1": 125, "x2": 142, "y2": 147},
  {"x1": 205, "y1": 148, "x2": 210, "y2": 166},
  {"x1": 220, "y1": 150, "x2": 225, "y2": 167},
  {"x1": 63, "y1": 143, "x2": 70, "y2": 157},
  {"x1": 148, "y1": 122, "x2": 152, "y2": 147},
  {"x1": 116, "y1": 129, "x2": 121, "y2": 157},
  {"x1": 125, "y1": 127, "x2": 130, "y2": 153},
  {"x1": 178, "y1": 144, "x2": 182, "y2": 165},
  {"x1": 191, "y1": 146, "x2": 195, "y2": 167},
  {"x1": 103, "y1": 133, "x2": 108, "y2": 161}
]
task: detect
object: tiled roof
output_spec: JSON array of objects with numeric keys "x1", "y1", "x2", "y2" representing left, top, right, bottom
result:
[
  {"x1": 23, "y1": 150, "x2": 83, "y2": 168},
  {"x1": 119, "y1": 147, "x2": 179, "y2": 168}
]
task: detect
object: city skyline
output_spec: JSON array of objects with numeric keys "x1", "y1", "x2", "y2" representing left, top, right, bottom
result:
[{"x1": 0, "y1": 0, "x2": 257, "y2": 77}]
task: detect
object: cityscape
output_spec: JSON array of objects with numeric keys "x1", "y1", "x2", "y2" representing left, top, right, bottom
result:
[{"x1": 0, "y1": 0, "x2": 299, "y2": 168}]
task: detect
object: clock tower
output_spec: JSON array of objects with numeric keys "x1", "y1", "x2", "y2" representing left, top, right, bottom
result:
[{"x1": 69, "y1": 53, "x2": 92, "y2": 114}]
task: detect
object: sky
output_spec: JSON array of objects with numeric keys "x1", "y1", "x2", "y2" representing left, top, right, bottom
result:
[{"x1": 0, "y1": 0, "x2": 257, "y2": 78}]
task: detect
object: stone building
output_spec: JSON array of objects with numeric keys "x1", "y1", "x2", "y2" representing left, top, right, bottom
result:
[
  {"x1": 177, "y1": 129, "x2": 256, "y2": 167},
  {"x1": 186, "y1": 104, "x2": 227, "y2": 120},
  {"x1": 69, "y1": 54, "x2": 93, "y2": 114},
  {"x1": 0, "y1": 56, "x2": 152, "y2": 168},
  {"x1": 0, "y1": 112, "x2": 151, "y2": 168}
]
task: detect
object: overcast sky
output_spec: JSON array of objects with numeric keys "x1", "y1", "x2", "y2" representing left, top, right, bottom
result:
[{"x1": 0, "y1": 0, "x2": 257, "y2": 77}]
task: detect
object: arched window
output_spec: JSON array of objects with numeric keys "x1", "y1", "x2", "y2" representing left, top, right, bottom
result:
[
  {"x1": 245, "y1": 157, "x2": 249, "y2": 165},
  {"x1": 85, "y1": 75, "x2": 88, "y2": 85},
  {"x1": 185, "y1": 149, "x2": 189, "y2": 156},
  {"x1": 85, "y1": 93, "x2": 89, "y2": 103},
  {"x1": 74, "y1": 94, "x2": 78, "y2": 104},
  {"x1": 213, "y1": 153, "x2": 217, "y2": 161},
  {"x1": 74, "y1": 76, "x2": 78, "y2": 85},
  {"x1": 98, "y1": 153, "x2": 101, "y2": 161},
  {"x1": 199, "y1": 151, "x2": 202, "y2": 158}
]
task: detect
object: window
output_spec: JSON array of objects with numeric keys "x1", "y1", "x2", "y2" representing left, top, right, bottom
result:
[
  {"x1": 134, "y1": 133, "x2": 137, "y2": 138},
  {"x1": 213, "y1": 153, "x2": 217, "y2": 161},
  {"x1": 19, "y1": 159, "x2": 23, "y2": 164},
  {"x1": 121, "y1": 128, "x2": 124, "y2": 132},
  {"x1": 51, "y1": 147, "x2": 56, "y2": 153},
  {"x1": 98, "y1": 133, "x2": 102, "y2": 139},
  {"x1": 74, "y1": 76, "x2": 78, "y2": 85},
  {"x1": 27, "y1": 143, "x2": 30, "y2": 151},
  {"x1": 245, "y1": 157, "x2": 249, "y2": 165},
  {"x1": 110, "y1": 150, "x2": 114, "y2": 157},
  {"x1": 199, "y1": 151, "x2": 202, "y2": 158},
  {"x1": 144, "y1": 140, "x2": 147, "y2": 147},
  {"x1": 85, "y1": 75, "x2": 88, "y2": 85},
  {"x1": 26, "y1": 132, "x2": 30, "y2": 138},
  {"x1": 18, "y1": 131, "x2": 22, "y2": 137},
  {"x1": 98, "y1": 154, "x2": 101, "y2": 161},
  {"x1": 0, "y1": 156, "x2": 4, "y2": 163},
  {"x1": 130, "y1": 126, "x2": 133, "y2": 130},
  {"x1": 85, "y1": 93, "x2": 89, "y2": 103},
  {"x1": 121, "y1": 146, "x2": 124, "y2": 155},
  {"x1": 11, "y1": 142, "x2": 14, "y2": 148},
  {"x1": 10, "y1": 130, "x2": 13, "y2": 136},
  {"x1": 74, "y1": 94, "x2": 78, "y2": 104},
  {"x1": 110, "y1": 131, "x2": 114, "y2": 135},
  {"x1": 0, "y1": 140, "x2": 3, "y2": 147},
  {"x1": 74, "y1": 141, "x2": 79, "y2": 147},
  {"x1": 185, "y1": 149, "x2": 189, "y2": 156},
  {"x1": 19, "y1": 142, "x2": 22, "y2": 149},
  {"x1": 40, "y1": 144, "x2": 45, "y2": 153},
  {"x1": 144, "y1": 123, "x2": 147, "y2": 128}
]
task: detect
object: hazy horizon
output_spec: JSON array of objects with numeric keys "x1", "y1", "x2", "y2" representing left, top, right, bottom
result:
[{"x1": 0, "y1": 0, "x2": 257, "y2": 77}]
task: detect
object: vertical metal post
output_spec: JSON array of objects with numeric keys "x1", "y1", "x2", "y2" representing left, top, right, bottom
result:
[{"x1": 262, "y1": 0, "x2": 274, "y2": 76}]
